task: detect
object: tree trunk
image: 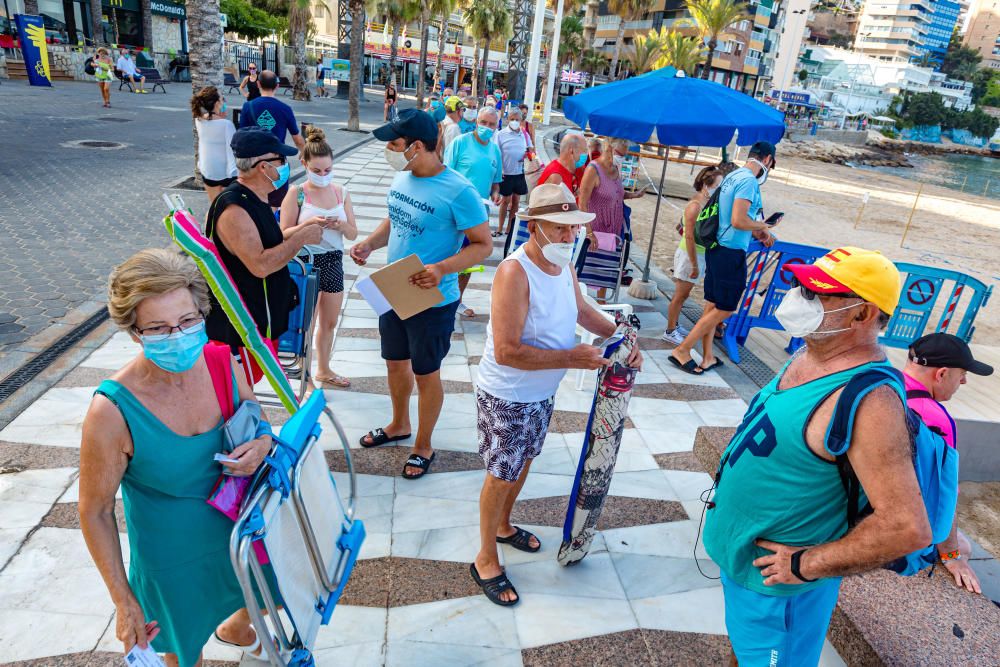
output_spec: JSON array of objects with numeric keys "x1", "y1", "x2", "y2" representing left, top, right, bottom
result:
[
  {"x1": 24, "y1": 0, "x2": 38, "y2": 15},
  {"x1": 479, "y1": 36, "x2": 490, "y2": 100},
  {"x1": 188, "y1": 0, "x2": 224, "y2": 182},
  {"x1": 416, "y1": 6, "x2": 430, "y2": 107},
  {"x1": 388, "y1": 21, "x2": 402, "y2": 86},
  {"x1": 347, "y1": 0, "x2": 365, "y2": 131},
  {"x1": 141, "y1": 0, "x2": 152, "y2": 50},
  {"x1": 702, "y1": 38, "x2": 716, "y2": 80},
  {"x1": 471, "y1": 40, "x2": 481, "y2": 97},
  {"x1": 90, "y1": 0, "x2": 103, "y2": 45},
  {"x1": 291, "y1": 6, "x2": 310, "y2": 101},
  {"x1": 609, "y1": 19, "x2": 625, "y2": 80},
  {"x1": 434, "y1": 14, "x2": 446, "y2": 94}
]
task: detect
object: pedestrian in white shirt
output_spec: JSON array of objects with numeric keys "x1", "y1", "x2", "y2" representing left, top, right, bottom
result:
[{"x1": 116, "y1": 49, "x2": 147, "y2": 93}]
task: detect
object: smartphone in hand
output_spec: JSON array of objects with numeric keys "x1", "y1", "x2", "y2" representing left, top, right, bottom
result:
[{"x1": 765, "y1": 212, "x2": 784, "y2": 226}]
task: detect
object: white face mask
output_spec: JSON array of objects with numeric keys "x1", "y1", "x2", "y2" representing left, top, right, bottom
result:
[
  {"x1": 306, "y1": 170, "x2": 334, "y2": 187},
  {"x1": 463, "y1": 108, "x2": 477, "y2": 122},
  {"x1": 535, "y1": 224, "x2": 574, "y2": 268},
  {"x1": 509, "y1": 120, "x2": 521, "y2": 131},
  {"x1": 774, "y1": 287, "x2": 864, "y2": 338},
  {"x1": 384, "y1": 143, "x2": 414, "y2": 172},
  {"x1": 749, "y1": 158, "x2": 770, "y2": 185}
]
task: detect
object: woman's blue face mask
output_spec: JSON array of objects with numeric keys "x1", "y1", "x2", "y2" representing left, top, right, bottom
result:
[{"x1": 139, "y1": 321, "x2": 207, "y2": 373}]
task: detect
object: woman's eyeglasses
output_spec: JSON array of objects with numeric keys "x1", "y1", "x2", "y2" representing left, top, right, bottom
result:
[{"x1": 134, "y1": 315, "x2": 205, "y2": 339}]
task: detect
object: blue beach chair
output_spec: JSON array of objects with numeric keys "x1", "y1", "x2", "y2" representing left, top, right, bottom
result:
[{"x1": 276, "y1": 250, "x2": 319, "y2": 402}]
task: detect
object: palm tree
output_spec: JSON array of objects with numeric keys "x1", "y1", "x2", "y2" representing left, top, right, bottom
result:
[
  {"x1": 415, "y1": 2, "x2": 433, "y2": 106},
  {"x1": 559, "y1": 15, "x2": 585, "y2": 70},
  {"x1": 288, "y1": 0, "x2": 313, "y2": 100},
  {"x1": 685, "y1": 0, "x2": 748, "y2": 80},
  {"x1": 347, "y1": 0, "x2": 367, "y2": 131},
  {"x1": 431, "y1": 0, "x2": 458, "y2": 95},
  {"x1": 369, "y1": 0, "x2": 420, "y2": 87},
  {"x1": 90, "y1": 0, "x2": 103, "y2": 44},
  {"x1": 465, "y1": 0, "x2": 511, "y2": 98},
  {"x1": 654, "y1": 28, "x2": 705, "y2": 75},
  {"x1": 624, "y1": 30, "x2": 663, "y2": 74},
  {"x1": 187, "y1": 0, "x2": 225, "y2": 179},
  {"x1": 607, "y1": 0, "x2": 655, "y2": 79},
  {"x1": 580, "y1": 48, "x2": 606, "y2": 85},
  {"x1": 479, "y1": 0, "x2": 512, "y2": 99}
]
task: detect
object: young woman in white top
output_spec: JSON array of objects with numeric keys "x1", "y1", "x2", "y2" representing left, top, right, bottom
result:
[
  {"x1": 279, "y1": 126, "x2": 358, "y2": 388},
  {"x1": 191, "y1": 86, "x2": 237, "y2": 203}
]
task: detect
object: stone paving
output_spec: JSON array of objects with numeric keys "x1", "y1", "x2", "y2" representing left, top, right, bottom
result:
[{"x1": 0, "y1": 141, "x2": 849, "y2": 666}]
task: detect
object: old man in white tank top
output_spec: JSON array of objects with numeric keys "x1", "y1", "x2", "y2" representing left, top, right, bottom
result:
[{"x1": 471, "y1": 183, "x2": 643, "y2": 606}]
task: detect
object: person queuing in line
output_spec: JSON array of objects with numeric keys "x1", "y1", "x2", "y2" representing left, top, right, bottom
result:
[
  {"x1": 440, "y1": 95, "x2": 466, "y2": 151},
  {"x1": 384, "y1": 81, "x2": 398, "y2": 121},
  {"x1": 79, "y1": 249, "x2": 273, "y2": 667},
  {"x1": 518, "y1": 103, "x2": 536, "y2": 149},
  {"x1": 704, "y1": 247, "x2": 931, "y2": 666},
  {"x1": 471, "y1": 184, "x2": 642, "y2": 606},
  {"x1": 577, "y1": 137, "x2": 645, "y2": 301},
  {"x1": 279, "y1": 126, "x2": 357, "y2": 389},
  {"x1": 442, "y1": 86, "x2": 454, "y2": 98},
  {"x1": 239, "y1": 62, "x2": 261, "y2": 101},
  {"x1": 662, "y1": 166, "x2": 723, "y2": 345},
  {"x1": 191, "y1": 86, "x2": 237, "y2": 204},
  {"x1": 574, "y1": 135, "x2": 602, "y2": 186},
  {"x1": 444, "y1": 105, "x2": 504, "y2": 318},
  {"x1": 668, "y1": 141, "x2": 778, "y2": 375},
  {"x1": 315, "y1": 58, "x2": 329, "y2": 98},
  {"x1": 94, "y1": 46, "x2": 115, "y2": 108},
  {"x1": 239, "y1": 70, "x2": 306, "y2": 210},
  {"x1": 350, "y1": 109, "x2": 492, "y2": 479},
  {"x1": 205, "y1": 128, "x2": 327, "y2": 385},
  {"x1": 459, "y1": 96, "x2": 479, "y2": 134},
  {"x1": 116, "y1": 48, "x2": 147, "y2": 93},
  {"x1": 494, "y1": 107, "x2": 533, "y2": 241},
  {"x1": 538, "y1": 132, "x2": 587, "y2": 194},
  {"x1": 902, "y1": 332, "x2": 993, "y2": 594}
]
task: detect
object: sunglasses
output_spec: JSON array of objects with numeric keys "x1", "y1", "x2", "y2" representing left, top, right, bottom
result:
[{"x1": 789, "y1": 277, "x2": 860, "y2": 301}]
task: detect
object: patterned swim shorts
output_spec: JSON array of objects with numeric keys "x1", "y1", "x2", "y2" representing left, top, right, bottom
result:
[{"x1": 476, "y1": 388, "x2": 555, "y2": 482}]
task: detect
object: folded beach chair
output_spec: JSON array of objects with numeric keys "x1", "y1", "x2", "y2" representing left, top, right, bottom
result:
[
  {"x1": 231, "y1": 389, "x2": 365, "y2": 666},
  {"x1": 274, "y1": 250, "x2": 320, "y2": 403}
]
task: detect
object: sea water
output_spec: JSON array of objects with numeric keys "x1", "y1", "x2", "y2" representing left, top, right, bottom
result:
[{"x1": 859, "y1": 153, "x2": 999, "y2": 199}]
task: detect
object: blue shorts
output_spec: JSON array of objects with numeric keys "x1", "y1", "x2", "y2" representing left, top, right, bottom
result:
[
  {"x1": 379, "y1": 300, "x2": 459, "y2": 376},
  {"x1": 721, "y1": 573, "x2": 841, "y2": 666}
]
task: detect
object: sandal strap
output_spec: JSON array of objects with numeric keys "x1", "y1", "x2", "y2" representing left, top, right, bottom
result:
[{"x1": 406, "y1": 454, "x2": 429, "y2": 467}]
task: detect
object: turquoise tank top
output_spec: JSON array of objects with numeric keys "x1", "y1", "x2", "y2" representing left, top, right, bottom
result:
[{"x1": 702, "y1": 360, "x2": 894, "y2": 596}]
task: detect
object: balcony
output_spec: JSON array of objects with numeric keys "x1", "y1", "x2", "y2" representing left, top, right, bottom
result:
[
  {"x1": 624, "y1": 19, "x2": 654, "y2": 31},
  {"x1": 597, "y1": 15, "x2": 621, "y2": 28}
]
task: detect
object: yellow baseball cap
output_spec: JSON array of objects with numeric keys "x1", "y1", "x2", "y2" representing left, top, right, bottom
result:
[
  {"x1": 785, "y1": 246, "x2": 901, "y2": 314},
  {"x1": 444, "y1": 95, "x2": 465, "y2": 112}
]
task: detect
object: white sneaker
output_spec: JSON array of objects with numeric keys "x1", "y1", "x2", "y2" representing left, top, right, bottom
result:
[
  {"x1": 676, "y1": 325, "x2": 690, "y2": 337},
  {"x1": 661, "y1": 328, "x2": 686, "y2": 345}
]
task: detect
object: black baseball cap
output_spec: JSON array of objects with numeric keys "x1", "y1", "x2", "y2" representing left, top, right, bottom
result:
[
  {"x1": 749, "y1": 141, "x2": 777, "y2": 166},
  {"x1": 231, "y1": 128, "x2": 299, "y2": 159},
  {"x1": 372, "y1": 108, "x2": 438, "y2": 145},
  {"x1": 909, "y1": 333, "x2": 993, "y2": 376}
]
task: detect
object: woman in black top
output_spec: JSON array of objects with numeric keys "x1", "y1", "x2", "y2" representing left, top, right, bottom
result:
[
  {"x1": 239, "y1": 64, "x2": 261, "y2": 101},
  {"x1": 384, "y1": 83, "x2": 397, "y2": 121}
]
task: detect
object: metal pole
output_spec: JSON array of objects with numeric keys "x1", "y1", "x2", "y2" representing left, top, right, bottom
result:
[
  {"x1": 899, "y1": 182, "x2": 924, "y2": 247},
  {"x1": 853, "y1": 191, "x2": 869, "y2": 229},
  {"x1": 541, "y1": 0, "x2": 564, "y2": 125},
  {"x1": 642, "y1": 150, "x2": 670, "y2": 281},
  {"x1": 522, "y1": 0, "x2": 546, "y2": 109},
  {"x1": 985, "y1": 178, "x2": 991, "y2": 197},
  {"x1": 959, "y1": 173, "x2": 968, "y2": 192}
]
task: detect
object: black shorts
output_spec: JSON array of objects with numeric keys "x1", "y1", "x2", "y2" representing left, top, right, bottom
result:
[
  {"x1": 379, "y1": 300, "x2": 460, "y2": 375},
  {"x1": 499, "y1": 173, "x2": 528, "y2": 196},
  {"x1": 203, "y1": 175, "x2": 237, "y2": 188},
  {"x1": 268, "y1": 181, "x2": 290, "y2": 208},
  {"x1": 313, "y1": 250, "x2": 344, "y2": 293},
  {"x1": 704, "y1": 244, "x2": 747, "y2": 313}
]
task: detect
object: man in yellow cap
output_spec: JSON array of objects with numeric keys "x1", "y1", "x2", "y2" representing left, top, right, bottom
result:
[
  {"x1": 440, "y1": 95, "x2": 466, "y2": 152},
  {"x1": 702, "y1": 246, "x2": 932, "y2": 666}
]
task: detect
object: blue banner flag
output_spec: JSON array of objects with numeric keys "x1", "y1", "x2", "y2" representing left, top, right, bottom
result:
[{"x1": 15, "y1": 14, "x2": 53, "y2": 87}]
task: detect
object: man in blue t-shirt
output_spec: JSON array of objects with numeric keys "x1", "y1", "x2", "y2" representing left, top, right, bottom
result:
[
  {"x1": 350, "y1": 109, "x2": 492, "y2": 479},
  {"x1": 239, "y1": 70, "x2": 305, "y2": 208},
  {"x1": 669, "y1": 141, "x2": 777, "y2": 376}
]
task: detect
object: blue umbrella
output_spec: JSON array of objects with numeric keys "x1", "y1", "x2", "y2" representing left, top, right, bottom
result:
[{"x1": 562, "y1": 67, "x2": 785, "y2": 288}]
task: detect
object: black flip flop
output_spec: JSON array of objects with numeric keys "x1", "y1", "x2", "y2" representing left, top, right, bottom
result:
[
  {"x1": 401, "y1": 452, "x2": 435, "y2": 479},
  {"x1": 360, "y1": 427, "x2": 411, "y2": 448},
  {"x1": 700, "y1": 359, "x2": 725, "y2": 372},
  {"x1": 496, "y1": 526, "x2": 541, "y2": 553},
  {"x1": 470, "y1": 562, "x2": 519, "y2": 607},
  {"x1": 668, "y1": 354, "x2": 704, "y2": 376}
]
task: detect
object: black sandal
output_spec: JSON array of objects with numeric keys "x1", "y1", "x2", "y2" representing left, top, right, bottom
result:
[
  {"x1": 496, "y1": 526, "x2": 541, "y2": 553},
  {"x1": 668, "y1": 354, "x2": 704, "y2": 376},
  {"x1": 470, "y1": 563, "x2": 519, "y2": 606},
  {"x1": 401, "y1": 452, "x2": 435, "y2": 479},
  {"x1": 360, "y1": 427, "x2": 411, "y2": 448}
]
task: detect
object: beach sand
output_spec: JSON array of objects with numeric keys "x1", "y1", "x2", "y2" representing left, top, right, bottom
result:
[{"x1": 958, "y1": 481, "x2": 1000, "y2": 560}]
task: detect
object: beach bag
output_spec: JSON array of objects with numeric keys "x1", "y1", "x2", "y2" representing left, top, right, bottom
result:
[
  {"x1": 84, "y1": 56, "x2": 96, "y2": 76},
  {"x1": 693, "y1": 185, "x2": 723, "y2": 249},
  {"x1": 826, "y1": 366, "x2": 960, "y2": 576}
]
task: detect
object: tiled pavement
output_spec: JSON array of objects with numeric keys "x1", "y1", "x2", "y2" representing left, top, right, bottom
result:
[{"x1": 0, "y1": 143, "x2": 848, "y2": 665}]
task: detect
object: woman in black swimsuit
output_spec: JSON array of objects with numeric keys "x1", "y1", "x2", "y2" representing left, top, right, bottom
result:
[
  {"x1": 239, "y1": 64, "x2": 261, "y2": 101},
  {"x1": 384, "y1": 84, "x2": 397, "y2": 121}
]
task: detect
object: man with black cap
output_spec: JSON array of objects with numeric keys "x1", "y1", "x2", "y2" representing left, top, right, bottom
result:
[
  {"x1": 669, "y1": 141, "x2": 779, "y2": 376},
  {"x1": 350, "y1": 108, "x2": 492, "y2": 479},
  {"x1": 903, "y1": 332, "x2": 992, "y2": 594},
  {"x1": 205, "y1": 128, "x2": 327, "y2": 384}
]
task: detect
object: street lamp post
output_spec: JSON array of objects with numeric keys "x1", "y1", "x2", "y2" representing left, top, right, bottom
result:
[
  {"x1": 541, "y1": 0, "x2": 565, "y2": 124},
  {"x1": 522, "y1": 0, "x2": 547, "y2": 109}
]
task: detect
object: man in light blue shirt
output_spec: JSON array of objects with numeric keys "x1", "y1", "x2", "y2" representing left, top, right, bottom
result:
[
  {"x1": 444, "y1": 106, "x2": 503, "y2": 201},
  {"x1": 350, "y1": 109, "x2": 492, "y2": 479},
  {"x1": 669, "y1": 141, "x2": 777, "y2": 376}
]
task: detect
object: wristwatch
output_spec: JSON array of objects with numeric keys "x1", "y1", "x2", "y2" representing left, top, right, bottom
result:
[{"x1": 790, "y1": 549, "x2": 816, "y2": 582}]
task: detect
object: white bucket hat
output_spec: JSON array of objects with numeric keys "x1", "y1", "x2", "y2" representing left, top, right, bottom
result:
[{"x1": 517, "y1": 183, "x2": 596, "y2": 225}]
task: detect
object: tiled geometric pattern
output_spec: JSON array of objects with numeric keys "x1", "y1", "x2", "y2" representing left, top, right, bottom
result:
[{"x1": 0, "y1": 139, "x2": 853, "y2": 666}]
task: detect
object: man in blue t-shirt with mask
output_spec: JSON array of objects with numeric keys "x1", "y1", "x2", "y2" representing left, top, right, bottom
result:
[
  {"x1": 350, "y1": 109, "x2": 492, "y2": 479},
  {"x1": 669, "y1": 141, "x2": 778, "y2": 375}
]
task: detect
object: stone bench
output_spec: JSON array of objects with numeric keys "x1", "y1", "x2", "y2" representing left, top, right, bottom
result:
[{"x1": 694, "y1": 427, "x2": 1000, "y2": 665}]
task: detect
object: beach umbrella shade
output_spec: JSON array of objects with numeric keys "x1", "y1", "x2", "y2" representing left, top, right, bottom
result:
[{"x1": 563, "y1": 67, "x2": 786, "y2": 284}]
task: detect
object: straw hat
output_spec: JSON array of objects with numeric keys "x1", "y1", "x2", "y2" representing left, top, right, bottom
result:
[{"x1": 517, "y1": 183, "x2": 596, "y2": 225}]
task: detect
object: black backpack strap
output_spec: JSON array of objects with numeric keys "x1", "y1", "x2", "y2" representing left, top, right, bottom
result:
[{"x1": 905, "y1": 388, "x2": 934, "y2": 400}]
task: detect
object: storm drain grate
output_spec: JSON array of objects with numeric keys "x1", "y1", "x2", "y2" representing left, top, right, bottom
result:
[{"x1": 0, "y1": 309, "x2": 109, "y2": 403}]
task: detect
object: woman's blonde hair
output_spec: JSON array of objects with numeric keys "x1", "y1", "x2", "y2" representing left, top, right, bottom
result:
[
  {"x1": 107, "y1": 249, "x2": 211, "y2": 330},
  {"x1": 96, "y1": 47, "x2": 108, "y2": 56},
  {"x1": 302, "y1": 125, "x2": 333, "y2": 163}
]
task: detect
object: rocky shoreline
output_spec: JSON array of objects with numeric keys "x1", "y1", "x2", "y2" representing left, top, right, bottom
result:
[{"x1": 778, "y1": 134, "x2": 996, "y2": 168}]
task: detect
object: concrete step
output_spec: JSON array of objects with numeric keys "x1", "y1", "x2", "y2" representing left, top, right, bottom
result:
[{"x1": 6, "y1": 60, "x2": 75, "y2": 81}]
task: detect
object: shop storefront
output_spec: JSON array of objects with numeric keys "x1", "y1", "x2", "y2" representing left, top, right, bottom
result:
[
  {"x1": 101, "y1": 0, "x2": 143, "y2": 48},
  {"x1": 4, "y1": 0, "x2": 96, "y2": 46},
  {"x1": 150, "y1": 0, "x2": 185, "y2": 53},
  {"x1": 362, "y1": 43, "x2": 463, "y2": 91}
]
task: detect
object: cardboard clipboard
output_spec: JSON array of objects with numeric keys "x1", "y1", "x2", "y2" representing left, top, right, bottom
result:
[{"x1": 355, "y1": 254, "x2": 445, "y2": 320}]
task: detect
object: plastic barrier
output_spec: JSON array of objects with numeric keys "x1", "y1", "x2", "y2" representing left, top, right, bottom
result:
[
  {"x1": 947, "y1": 128, "x2": 989, "y2": 148},
  {"x1": 901, "y1": 125, "x2": 942, "y2": 143},
  {"x1": 721, "y1": 240, "x2": 829, "y2": 364},
  {"x1": 881, "y1": 263, "x2": 992, "y2": 348}
]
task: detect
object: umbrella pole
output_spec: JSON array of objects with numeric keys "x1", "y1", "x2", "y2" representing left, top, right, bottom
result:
[{"x1": 642, "y1": 151, "x2": 670, "y2": 282}]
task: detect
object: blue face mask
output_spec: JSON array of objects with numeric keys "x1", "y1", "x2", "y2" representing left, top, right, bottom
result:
[
  {"x1": 221, "y1": 101, "x2": 227, "y2": 113},
  {"x1": 476, "y1": 125, "x2": 494, "y2": 141},
  {"x1": 140, "y1": 321, "x2": 207, "y2": 373},
  {"x1": 575, "y1": 153, "x2": 587, "y2": 168},
  {"x1": 270, "y1": 162, "x2": 290, "y2": 190}
]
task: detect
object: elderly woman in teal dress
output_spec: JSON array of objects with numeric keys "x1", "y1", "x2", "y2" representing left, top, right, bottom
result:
[{"x1": 79, "y1": 249, "x2": 273, "y2": 667}]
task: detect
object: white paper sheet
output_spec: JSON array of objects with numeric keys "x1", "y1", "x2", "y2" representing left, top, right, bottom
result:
[
  {"x1": 355, "y1": 276, "x2": 392, "y2": 316},
  {"x1": 124, "y1": 644, "x2": 165, "y2": 667}
]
